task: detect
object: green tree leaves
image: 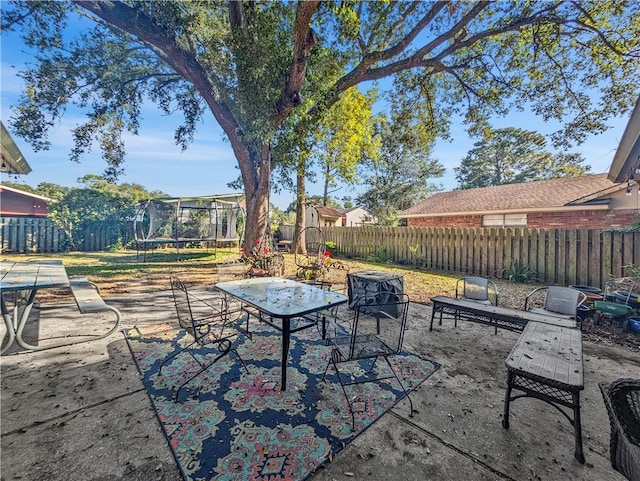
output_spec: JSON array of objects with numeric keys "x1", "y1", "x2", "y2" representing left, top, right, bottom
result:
[
  {"x1": 357, "y1": 106, "x2": 445, "y2": 225},
  {"x1": 454, "y1": 127, "x2": 591, "y2": 189},
  {"x1": 313, "y1": 87, "x2": 380, "y2": 203},
  {"x1": 4, "y1": 1, "x2": 639, "y2": 246}
]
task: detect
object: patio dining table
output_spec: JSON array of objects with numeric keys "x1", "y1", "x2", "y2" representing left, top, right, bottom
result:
[{"x1": 215, "y1": 277, "x2": 348, "y2": 390}]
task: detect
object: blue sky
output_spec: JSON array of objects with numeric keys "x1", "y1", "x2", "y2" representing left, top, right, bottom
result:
[{"x1": 0, "y1": 17, "x2": 630, "y2": 211}]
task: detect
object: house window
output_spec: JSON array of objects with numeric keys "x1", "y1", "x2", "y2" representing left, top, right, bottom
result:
[{"x1": 482, "y1": 214, "x2": 527, "y2": 227}]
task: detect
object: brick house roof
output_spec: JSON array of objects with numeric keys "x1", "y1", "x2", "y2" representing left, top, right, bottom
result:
[{"x1": 399, "y1": 174, "x2": 619, "y2": 217}]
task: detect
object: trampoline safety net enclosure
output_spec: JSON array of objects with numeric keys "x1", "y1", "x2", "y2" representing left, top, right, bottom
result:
[{"x1": 133, "y1": 193, "x2": 244, "y2": 259}]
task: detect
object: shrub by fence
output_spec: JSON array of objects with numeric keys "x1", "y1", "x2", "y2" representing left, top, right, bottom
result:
[{"x1": 324, "y1": 226, "x2": 640, "y2": 289}]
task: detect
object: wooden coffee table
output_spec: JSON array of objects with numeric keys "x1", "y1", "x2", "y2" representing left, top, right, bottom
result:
[{"x1": 503, "y1": 321, "x2": 585, "y2": 463}]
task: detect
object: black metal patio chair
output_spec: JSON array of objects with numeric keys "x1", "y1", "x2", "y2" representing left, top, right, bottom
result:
[
  {"x1": 160, "y1": 276, "x2": 249, "y2": 401},
  {"x1": 294, "y1": 226, "x2": 326, "y2": 280},
  {"x1": 322, "y1": 291, "x2": 413, "y2": 431}
]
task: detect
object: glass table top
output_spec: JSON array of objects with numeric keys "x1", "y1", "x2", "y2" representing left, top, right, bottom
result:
[{"x1": 215, "y1": 277, "x2": 348, "y2": 318}]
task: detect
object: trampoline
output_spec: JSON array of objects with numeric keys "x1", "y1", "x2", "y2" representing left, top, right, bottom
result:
[{"x1": 133, "y1": 193, "x2": 244, "y2": 261}]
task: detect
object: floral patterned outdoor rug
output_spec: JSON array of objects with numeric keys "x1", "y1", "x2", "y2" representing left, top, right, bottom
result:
[{"x1": 124, "y1": 322, "x2": 440, "y2": 481}]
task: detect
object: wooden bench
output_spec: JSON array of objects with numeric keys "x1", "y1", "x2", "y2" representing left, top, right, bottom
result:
[
  {"x1": 503, "y1": 322, "x2": 585, "y2": 463},
  {"x1": 430, "y1": 295, "x2": 576, "y2": 334},
  {"x1": 67, "y1": 276, "x2": 122, "y2": 341}
]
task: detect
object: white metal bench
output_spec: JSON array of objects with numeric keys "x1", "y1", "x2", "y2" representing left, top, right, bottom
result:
[
  {"x1": 45, "y1": 276, "x2": 122, "y2": 348},
  {"x1": 70, "y1": 276, "x2": 121, "y2": 316}
]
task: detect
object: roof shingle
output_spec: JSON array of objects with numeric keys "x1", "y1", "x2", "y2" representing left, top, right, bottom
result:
[{"x1": 313, "y1": 206, "x2": 344, "y2": 218}]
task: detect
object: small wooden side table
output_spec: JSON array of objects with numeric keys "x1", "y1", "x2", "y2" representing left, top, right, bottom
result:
[{"x1": 503, "y1": 321, "x2": 585, "y2": 463}]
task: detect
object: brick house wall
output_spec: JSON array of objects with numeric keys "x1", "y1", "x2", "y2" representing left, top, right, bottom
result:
[
  {"x1": 407, "y1": 215, "x2": 483, "y2": 228},
  {"x1": 527, "y1": 210, "x2": 638, "y2": 228},
  {"x1": 406, "y1": 209, "x2": 639, "y2": 229}
]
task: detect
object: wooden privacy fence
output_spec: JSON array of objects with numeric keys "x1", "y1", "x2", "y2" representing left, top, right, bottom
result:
[
  {"x1": 324, "y1": 226, "x2": 640, "y2": 290},
  {"x1": 1, "y1": 217, "x2": 122, "y2": 253},
  {"x1": 1, "y1": 217, "x2": 67, "y2": 253}
]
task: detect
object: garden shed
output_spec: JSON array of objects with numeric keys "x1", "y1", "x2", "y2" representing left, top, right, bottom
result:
[{"x1": 0, "y1": 185, "x2": 52, "y2": 218}]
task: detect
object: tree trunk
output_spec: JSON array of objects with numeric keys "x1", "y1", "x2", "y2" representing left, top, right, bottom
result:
[
  {"x1": 323, "y1": 162, "x2": 330, "y2": 206},
  {"x1": 241, "y1": 144, "x2": 270, "y2": 251},
  {"x1": 292, "y1": 163, "x2": 307, "y2": 254}
]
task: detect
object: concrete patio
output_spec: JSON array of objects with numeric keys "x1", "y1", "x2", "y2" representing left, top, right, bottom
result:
[{"x1": 1, "y1": 288, "x2": 638, "y2": 481}]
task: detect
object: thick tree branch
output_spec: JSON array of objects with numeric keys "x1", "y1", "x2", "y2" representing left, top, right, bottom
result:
[
  {"x1": 413, "y1": 2, "x2": 492, "y2": 59},
  {"x1": 74, "y1": 1, "x2": 248, "y2": 165},
  {"x1": 346, "y1": 1, "x2": 446, "y2": 83},
  {"x1": 569, "y1": 1, "x2": 634, "y2": 56},
  {"x1": 336, "y1": 2, "x2": 477, "y2": 94},
  {"x1": 272, "y1": 0, "x2": 321, "y2": 124},
  {"x1": 334, "y1": 2, "x2": 587, "y2": 94},
  {"x1": 1, "y1": 2, "x2": 40, "y2": 30}
]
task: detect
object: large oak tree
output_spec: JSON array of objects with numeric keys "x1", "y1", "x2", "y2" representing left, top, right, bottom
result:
[{"x1": 3, "y1": 1, "x2": 639, "y2": 247}]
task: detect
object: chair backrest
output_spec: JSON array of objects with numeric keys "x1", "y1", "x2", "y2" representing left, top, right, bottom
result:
[
  {"x1": 305, "y1": 226, "x2": 325, "y2": 254},
  {"x1": 349, "y1": 292, "x2": 410, "y2": 359},
  {"x1": 170, "y1": 276, "x2": 197, "y2": 331},
  {"x1": 170, "y1": 275, "x2": 230, "y2": 344},
  {"x1": 295, "y1": 227, "x2": 325, "y2": 262},
  {"x1": 324, "y1": 259, "x2": 350, "y2": 294},
  {"x1": 456, "y1": 276, "x2": 498, "y2": 304},
  {"x1": 216, "y1": 258, "x2": 249, "y2": 283},
  {"x1": 544, "y1": 286, "x2": 587, "y2": 317}
]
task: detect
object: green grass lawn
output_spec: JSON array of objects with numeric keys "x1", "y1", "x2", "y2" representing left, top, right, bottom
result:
[
  {"x1": 1, "y1": 247, "x2": 467, "y2": 304},
  {"x1": 4, "y1": 247, "x2": 639, "y2": 351}
]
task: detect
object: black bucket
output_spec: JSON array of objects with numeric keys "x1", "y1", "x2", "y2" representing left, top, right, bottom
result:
[{"x1": 577, "y1": 304, "x2": 593, "y2": 322}]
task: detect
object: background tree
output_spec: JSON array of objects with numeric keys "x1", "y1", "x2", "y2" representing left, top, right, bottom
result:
[
  {"x1": 357, "y1": 75, "x2": 446, "y2": 225},
  {"x1": 357, "y1": 123, "x2": 445, "y2": 225},
  {"x1": 551, "y1": 152, "x2": 593, "y2": 178},
  {"x1": 3, "y1": 1, "x2": 639, "y2": 248},
  {"x1": 29, "y1": 182, "x2": 70, "y2": 201},
  {"x1": 268, "y1": 204, "x2": 293, "y2": 237},
  {"x1": 0, "y1": 181, "x2": 43, "y2": 196},
  {"x1": 4, "y1": 177, "x2": 161, "y2": 251},
  {"x1": 455, "y1": 127, "x2": 591, "y2": 189},
  {"x1": 48, "y1": 188, "x2": 131, "y2": 250},
  {"x1": 1, "y1": 180, "x2": 72, "y2": 201},
  {"x1": 270, "y1": 87, "x2": 377, "y2": 252},
  {"x1": 312, "y1": 87, "x2": 381, "y2": 205},
  {"x1": 272, "y1": 86, "x2": 378, "y2": 251}
]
